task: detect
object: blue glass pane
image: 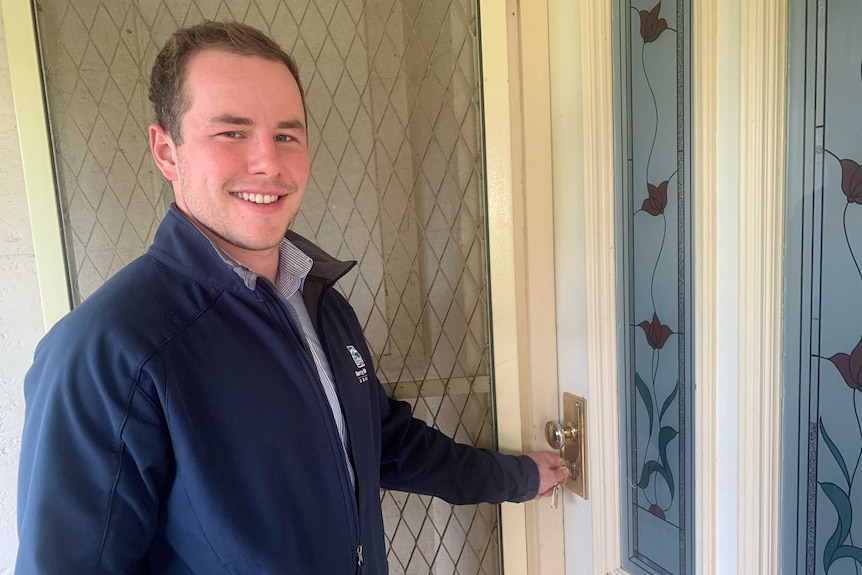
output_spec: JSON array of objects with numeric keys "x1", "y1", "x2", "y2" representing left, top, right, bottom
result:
[
  {"x1": 614, "y1": 1, "x2": 694, "y2": 574},
  {"x1": 783, "y1": 1, "x2": 862, "y2": 574}
]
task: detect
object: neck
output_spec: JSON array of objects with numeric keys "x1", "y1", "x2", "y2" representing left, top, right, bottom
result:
[
  {"x1": 180, "y1": 210, "x2": 280, "y2": 284},
  {"x1": 210, "y1": 238, "x2": 280, "y2": 284},
  {"x1": 226, "y1": 248, "x2": 279, "y2": 284}
]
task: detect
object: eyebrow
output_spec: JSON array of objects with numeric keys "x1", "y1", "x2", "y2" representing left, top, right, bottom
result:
[{"x1": 208, "y1": 114, "x2": 306, "y2": 132}]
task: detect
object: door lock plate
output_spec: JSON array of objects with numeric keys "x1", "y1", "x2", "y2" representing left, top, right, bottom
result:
[
  {"x1": 562, "y1": 393, "x2": 588, "y2": 499},
  {"x1": 544, "y1": 393, "x2": 588, "y2": 499}
]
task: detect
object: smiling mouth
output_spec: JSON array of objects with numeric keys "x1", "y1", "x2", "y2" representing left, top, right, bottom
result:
[{"x1": 232, "y1": 192, "x2": 281, "y2": 205}]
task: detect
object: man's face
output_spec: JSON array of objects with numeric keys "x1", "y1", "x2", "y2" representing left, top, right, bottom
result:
[{"x1": 159, "y1": 49, "x2": 309, "y2": 261}]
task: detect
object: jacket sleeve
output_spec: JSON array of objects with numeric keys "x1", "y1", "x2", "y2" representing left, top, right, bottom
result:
[
  {"x1": 377, "y1": 387, "x2": 539, "y2": 504},
  {"x1": 16, "y1": 327, "x2": 171, "y2": 574}
]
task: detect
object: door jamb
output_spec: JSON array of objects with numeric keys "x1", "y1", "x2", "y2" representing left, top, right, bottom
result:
[
  {"x1": 478, "y1": 0, "x2": 531, "y2": 571},
  {"x1": 3, "y1": 0, "x2": 71, "y2": 330},
  {"x1": 736, "y1": 1, "x2": 787, "y2": 572},
  {"x1": 480, "y1": 0, "x2": 570, "y2": 570}
]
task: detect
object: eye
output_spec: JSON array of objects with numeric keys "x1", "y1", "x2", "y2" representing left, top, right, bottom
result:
[
  {"x1": 219, "y1": 131, "x2": 242, "y2": 139},
  {"x1": 274, "y1": 134, "x2": 293, "y2": 142}
]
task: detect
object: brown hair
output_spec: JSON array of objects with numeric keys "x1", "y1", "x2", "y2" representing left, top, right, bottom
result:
[{"x1": 148, "y1": 20, "x2": 304, "y2": 144}]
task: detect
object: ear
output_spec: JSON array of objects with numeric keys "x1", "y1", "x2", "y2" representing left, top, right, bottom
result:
[{"x1": 149, "y1": 124, "x2": 179, "y2": 182}]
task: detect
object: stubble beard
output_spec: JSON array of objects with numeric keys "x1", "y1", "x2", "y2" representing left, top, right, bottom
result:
[{"x1": 176, "y1": 161, "x2": 299, "y2": 253}]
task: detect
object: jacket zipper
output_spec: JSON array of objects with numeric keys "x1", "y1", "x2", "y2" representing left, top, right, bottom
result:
[
  {"x1": 309, "y1": 285, "x2": 364, "y2": 570},
  {"x1": 260, "y1": 281, "x2": 363, "y2": 569}
]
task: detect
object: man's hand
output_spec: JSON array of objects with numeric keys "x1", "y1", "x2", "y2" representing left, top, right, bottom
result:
[{"x1": 527, "y1": 452, "x2": 570, "y2": 499}]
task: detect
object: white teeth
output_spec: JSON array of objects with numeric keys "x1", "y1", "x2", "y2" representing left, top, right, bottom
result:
[{"x1": 235, "y1": 192, "x2": 279, "y2": 204}]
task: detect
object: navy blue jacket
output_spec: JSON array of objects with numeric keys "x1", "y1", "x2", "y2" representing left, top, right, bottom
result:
[{"x1": 17, "y1": 207, "x2": 539, "y2": 574}]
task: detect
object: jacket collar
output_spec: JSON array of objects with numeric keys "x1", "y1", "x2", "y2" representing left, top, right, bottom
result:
[
  {"x1": 283, "y1": 229, "x2": 356, "y2": 325},
  {"x1": 284, "y1": 230, "x2": 355, "y2": 289},
  {"x1": 148, "y1": 205, "x2": 356, "y2": 300}
]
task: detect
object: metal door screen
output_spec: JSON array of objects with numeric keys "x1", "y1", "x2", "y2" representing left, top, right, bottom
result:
[{"x1": 33, "y1": 0, "x2": 500, "y2": 572}]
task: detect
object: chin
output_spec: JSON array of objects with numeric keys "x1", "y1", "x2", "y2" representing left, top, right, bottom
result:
[{"x1": 252, "y1": 233, "x2": 291, "y2": 250}]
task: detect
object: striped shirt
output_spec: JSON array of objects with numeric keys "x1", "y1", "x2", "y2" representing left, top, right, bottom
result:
[
  {"x1": 275, "y1": 246, "x2": 356, "y2": 488},
  {"x1": 198, "y1": 232, "x2": 355, "y2": 487}
]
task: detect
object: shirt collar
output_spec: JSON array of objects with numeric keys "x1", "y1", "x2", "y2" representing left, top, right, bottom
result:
[
  {"x1": 184, "y1": 216, "x2": 312, "y2": 294},
  {"x1": 275, "y1": 239, "x2": 313, "y2": 297}
]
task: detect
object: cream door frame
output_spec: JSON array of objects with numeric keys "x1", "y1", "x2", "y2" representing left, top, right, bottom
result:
[
  {"x1": 2, "y1": 0, "x2": 71, "y2": 330},
  {"x1": 480, "y1": 0, "x2": 565, "y2": 572},
  {"x1": 694, "y1": 1, "x2": 718, "y2": 573}
]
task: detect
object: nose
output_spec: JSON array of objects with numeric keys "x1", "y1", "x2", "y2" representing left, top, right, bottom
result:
[{"x1": 246, "y1": 136, "x2": 281, "y2": 177}]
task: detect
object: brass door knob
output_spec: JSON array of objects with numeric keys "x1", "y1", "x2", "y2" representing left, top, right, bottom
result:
[{"x1": 544, "y1": 420, "x2": 578, "y2": 450}]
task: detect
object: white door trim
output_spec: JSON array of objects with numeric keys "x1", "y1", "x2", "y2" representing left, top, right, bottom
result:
[
  {"x1": 736, "y1": 1, "x2": 787, "y2": 573},
  {"x1": 694, "y1": 1, "x2": 717, "y2": 573},
  {"x1": 712, "y1": 1, "x2": 788, "y2": 573},
  {"x1": 576, "y1": 0, "x2": 622, "y2": 572}
]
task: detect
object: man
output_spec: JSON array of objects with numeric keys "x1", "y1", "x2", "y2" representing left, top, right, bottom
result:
[{"x1": 16, "y1": 21, "x2": 567, "y2": 573}]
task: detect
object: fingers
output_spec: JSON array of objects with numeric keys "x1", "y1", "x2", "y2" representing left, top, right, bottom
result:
[
  {"x1": 526, "y1": 451, "x2": 570, "y2": 499},
  {"x1": 538, "y1": 485, "x2": 556, "y2": 499},
  {"x1": 554, "y1": 463, "x2": 570, "y2": 485}
]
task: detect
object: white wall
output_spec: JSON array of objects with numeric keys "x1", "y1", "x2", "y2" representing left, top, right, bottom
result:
[{"x1": 0, "y1": 8, "x2": 43, "y2": 573}]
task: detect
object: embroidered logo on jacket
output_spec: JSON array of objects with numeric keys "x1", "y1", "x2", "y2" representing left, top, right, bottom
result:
[
  {"x1": 347, "y1": 345, "x2": 368, "y2": 384},
  {"x1": 347, "y1": 345, "x2": 365, "y2": 368}
]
